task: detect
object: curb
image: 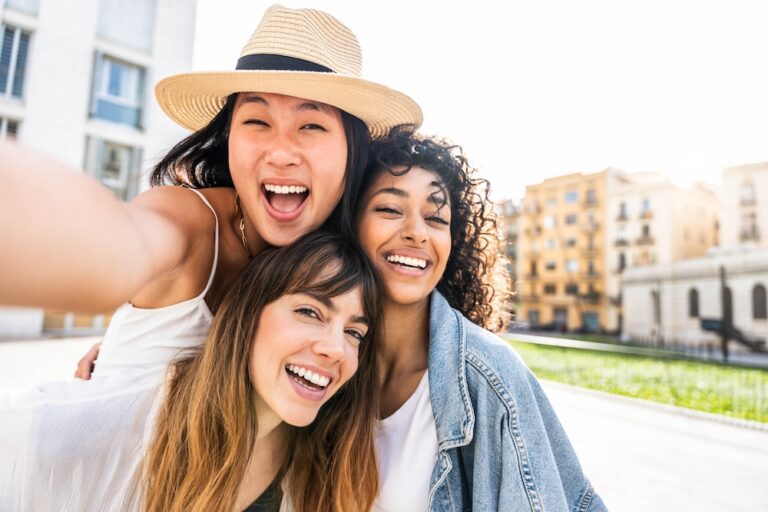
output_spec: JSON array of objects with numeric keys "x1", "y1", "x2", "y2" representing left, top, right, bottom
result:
[{"x1": 541, "y1": 379, "x2": 768, "y2": 433}]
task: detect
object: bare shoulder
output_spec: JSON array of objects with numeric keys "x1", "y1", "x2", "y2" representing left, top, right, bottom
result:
[{"x1": 130, "y1": 186, "x2": 234, "y2": 236}]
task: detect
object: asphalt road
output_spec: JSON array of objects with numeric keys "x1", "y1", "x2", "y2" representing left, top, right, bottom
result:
[{"x1": 1, "y1": 336, "x2": 767, "y2": 511}]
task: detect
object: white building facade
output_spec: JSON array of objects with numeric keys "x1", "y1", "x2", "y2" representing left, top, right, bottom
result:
[
  {"x1": 622, "y1": 163, "x2": 768, "y2": 351},
  {"x1": 0, "y1": 0, "x2": 197, "y2": 336}
]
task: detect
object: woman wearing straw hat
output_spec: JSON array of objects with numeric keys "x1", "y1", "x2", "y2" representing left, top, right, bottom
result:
[
  {"x1": 0, "y1": 5, "x2": 419, "y2": 378},
  {"x1": 0, "y1": 4, "x2": 417, "y2": 511}
]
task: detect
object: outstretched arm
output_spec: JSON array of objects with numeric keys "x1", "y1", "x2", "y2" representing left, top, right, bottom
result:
[{"x1": 0, "y1": 140, "x2": 189, "y2": 313}]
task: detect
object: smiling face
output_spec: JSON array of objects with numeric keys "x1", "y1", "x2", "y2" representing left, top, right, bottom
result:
[
  {"x1": 356, "y1": 166, "x2": 452, "y2": 308},
  {"x1": 229, "y1": 92, "x2": 348, "y2": 248},
  {"x1": 248, "y1": 287, "x2": 367, "y2": 427}
]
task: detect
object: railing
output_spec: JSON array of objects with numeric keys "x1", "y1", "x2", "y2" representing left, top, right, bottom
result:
[{"x1": 636, "y1": 235, "x2": 655, "y2": 245}]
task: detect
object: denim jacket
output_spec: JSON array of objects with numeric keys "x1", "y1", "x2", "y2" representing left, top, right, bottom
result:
[{"x1": 426, "y1": 292, "x2": 607, "y2": 511}]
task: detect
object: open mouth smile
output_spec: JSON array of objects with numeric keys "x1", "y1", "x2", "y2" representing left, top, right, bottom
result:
[
  {"x1": 386, "y1": 254, "x2": 429, "y2": 270},
  {"x1": 286, "y1": 364, "x2": 331, "y2": 390},
  {"x1": 263, "y1": 183, "x2": 310, "y2": 217}
]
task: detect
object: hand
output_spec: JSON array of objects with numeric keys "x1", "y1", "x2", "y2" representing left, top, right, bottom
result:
[{"x1": 74, "y1": 342, "x2": 102, "y2": 380}]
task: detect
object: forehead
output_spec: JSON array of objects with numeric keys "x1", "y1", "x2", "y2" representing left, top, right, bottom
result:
[
  {"x1": 369, "y1": 166, "x2": 447, "y2": 198},
  {"x1": 235, "y1": 92, "x2": 340, "y2": 117}
]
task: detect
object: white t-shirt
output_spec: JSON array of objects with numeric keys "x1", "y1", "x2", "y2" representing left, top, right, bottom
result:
[{"x1": 373, "y1": 371, "x2": 439, "y2": 512}]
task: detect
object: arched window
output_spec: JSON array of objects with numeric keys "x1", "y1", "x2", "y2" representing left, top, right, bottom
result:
[
  {"x1": 753, "y1": 284, "x2": 767, "y2": 320},
  {"x1": 688, "y1": 288, "x2": 699, "y2": 318}
]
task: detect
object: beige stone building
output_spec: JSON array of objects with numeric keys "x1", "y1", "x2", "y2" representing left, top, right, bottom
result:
[
  {"x1": 605, "y1": 173, "x2": 719, "y2": 331},
  {"x1": 720, "y1": 162, "x2": 768, "y2": 248}
]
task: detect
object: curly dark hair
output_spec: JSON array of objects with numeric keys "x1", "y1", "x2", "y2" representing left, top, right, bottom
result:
[{"x1": 359, "y1": 127, "x2": 511, "y2": 331}]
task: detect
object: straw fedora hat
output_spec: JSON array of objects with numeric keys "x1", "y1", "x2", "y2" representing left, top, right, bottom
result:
[{"x1": 155, "y1": 5, "x2": 422, "y2": 139}]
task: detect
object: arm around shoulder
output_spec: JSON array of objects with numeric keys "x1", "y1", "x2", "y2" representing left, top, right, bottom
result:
[{"x1": 0, "y1": 141, "x2": 193, "y2": 313}]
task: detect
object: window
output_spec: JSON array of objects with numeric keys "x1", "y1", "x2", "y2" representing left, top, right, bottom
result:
[
  {"x1": 565, "y1": 237, "x2": 577, "y2": 248},
  {"x1": 5, "y1": 0, "x2": 40, "y2": 14},
  {"x1": 564, "y1": 190, "x2": 578, "y2": 203},
  {"x1": 618, "y1": 202, "x2": 627, "y2": 219},
  {"x1": 0, "y1": 24, "x2": 31, "y2": 99},
  {"x1": 84, "y1": 137, "x2": 142, "y2": 200},
  {"x1": 545, "y1": 238, "x2": 557, "y2": 249},
  {"x1": 545, "y1": 197, "x2": 557, "y2": 208},
  {"x1": 565, "y1": 283, "x2": 579, "y2": 295},
  {"x1": 586, "y1": 189, "x2": 597, "y2": 205},
  {"x1": 565, "y1": 259, "x2": 579, "y2": 273},
  {"x1": 651, "y1": 290, "x2": 661, "y2": 324},
  {"x1": 753, "y1": 284, "x2": 767, "y2": 320},
  {"x1": 740, "y1": 181, "x2": 756, "y2": 206},
  {"x1": 565, "y1": 214, "x2": 578, "y2": 225},
  {"x1": 527, "y1": 310, "x2": 540, "y2": 328},
  {"x1": 0, "y1": 117, "x2": 19, "y2": 139},
  {"x1": 543, "y1": 215, "x2": 557, "y2": 229},
  {"x1": 642, "y1": 224, "x2": 651, "y2": 238},
  {"x1": 641, "y1": 198, "x2": 651, "y2": 214},
  {"x1": 91, "y1": 53, "x2": 145, "y2": 128},
  {"x1": 741, "y1": 212, "x2": 758, "y2": 240},
  {"x1": 688, "y1": 289, "x2": 699, "y2": 318},
  {"x1": 543, "y1": 284, "x2": 557, "y2": 295},
  {"x1": 98, "y1": 0, "x2": 156, "y2": 52},
  {"x1": 618, "y1": 252, "x2": 626, "y2": 272},
  {"x1": 545, "y1": 261, "x2": 556, "y2": 271}
]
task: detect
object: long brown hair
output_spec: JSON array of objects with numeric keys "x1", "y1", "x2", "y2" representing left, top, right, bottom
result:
[{"x1": 142, "y1": 231, "x2": 380, "y2": 511}]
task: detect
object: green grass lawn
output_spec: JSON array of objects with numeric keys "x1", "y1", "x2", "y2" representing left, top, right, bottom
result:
[{"x1": 507, "y1": 338, "x2": 768, "y2": 423}]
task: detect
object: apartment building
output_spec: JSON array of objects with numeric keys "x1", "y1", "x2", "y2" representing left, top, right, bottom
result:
[
  {"x1": 516, "y1": 169, "x2": 614, "y2": 332},
  {"x1": 605, "y1": 173, "x2": 719, "y2": 331},
  {"x1": 720, "y1": 162, "x2": 768, "y2": 248},
  {"x1": 0, "y1": 0, "x2": 197, "y2": 337}
]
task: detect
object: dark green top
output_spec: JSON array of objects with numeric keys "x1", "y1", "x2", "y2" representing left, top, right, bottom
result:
[{"x1": 242, "y1": 477, "x2": 282, "y2": 512}]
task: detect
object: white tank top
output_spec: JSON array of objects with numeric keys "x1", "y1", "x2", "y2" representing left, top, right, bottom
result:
[
  {"x1": 373, "y1": 371, "x2": 439, "y2": 512},
  {"x1": 0, "y1": 188, "x2": 220, "y2": 511},
  {"x1": 93, "y1": 187, "x2": 219, "y2": 378}
]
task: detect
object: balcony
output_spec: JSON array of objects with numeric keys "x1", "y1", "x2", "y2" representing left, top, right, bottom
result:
[
  {"x1": 579, "y1": 291, "x2": 601, "y2": 304},
  {"x1": 582, "y1": 246, "x2": 599, "y2": 257},
  {"x1": 517, "y1": 295, "x2": 540, "y2": 303},
  {"x1": 740, "y1": 229, "x2": 760, "y2": 242},
  {"x1": 583, "y1": 198, "x2": 599, "y2": 208},
  {"x1": 583, "y1": 272, "x2": 600, "y2": 280},
  {"x1": 582, "y1": 222, "x2": 600, "y2": 232},
  {"x1": 616, "y1": 212, "x2": 628, "y2": 222},
  {"x1": 609, "y1": 293, "x2": 622, "y2": 306},
  {"x1": 614, "y1": 238, "x2": 629, "y2": 247},
  {"x1": 640, "y1": 209, "x2": 653, "y2": 220},
  {"x1": 525, "y1": 273, "x2": 540, "y2": 280},
  {"x1": 636, "y1": 235, "x2": 655, "y2": 245}
]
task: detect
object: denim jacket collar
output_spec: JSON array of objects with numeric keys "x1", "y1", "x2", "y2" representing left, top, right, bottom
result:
[{"x1": 427, "y1": 291, "x2": 474, "y2": 450}]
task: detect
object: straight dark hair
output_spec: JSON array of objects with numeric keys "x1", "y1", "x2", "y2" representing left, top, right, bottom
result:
[
  {"x1": 149, "y1": 93, "x2": 370, "y2": 239},
  {"x1": 143, "y1": 230, "x2": 381, "y2": 511}
]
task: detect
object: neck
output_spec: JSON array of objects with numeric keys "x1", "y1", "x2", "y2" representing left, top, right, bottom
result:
[
  {"x1": 232, "y1": 197, "x2": 268, "y2": 258},
  {"x1": 234, "y1": 409, "x2": 287, "y2": 510},
  {"x1": 379, "y1": 297, "x2": 431, "y2": 376}
]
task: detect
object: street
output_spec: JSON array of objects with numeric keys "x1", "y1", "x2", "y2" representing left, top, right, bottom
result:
[{"x1": 1, "y1": 337, "x2": 767, "y2": 511}]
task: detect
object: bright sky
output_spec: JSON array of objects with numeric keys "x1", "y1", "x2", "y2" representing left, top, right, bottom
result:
[{"x1": 193, "y1": 0, "x2": 768, "y2": 201}]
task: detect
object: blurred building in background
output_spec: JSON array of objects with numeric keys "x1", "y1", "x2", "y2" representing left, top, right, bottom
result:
[
  {"x1": 515, "y1": 168, "x2": 720, "y2": 334},
  {"x1": 622, "y1": 163, "x2": 768, "y2": 352},
  {"x1": 515, "y1": 169, "x2": 613, "y2": 333},
  {"x1": 0, "y1": 0, "x2": 197, "y2": 337},
  {"x1": 604, "y1": 173, "x2": 719, "y2": 332}
]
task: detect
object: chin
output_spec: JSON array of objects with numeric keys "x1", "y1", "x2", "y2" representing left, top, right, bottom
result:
[{"x1": 281, "y1": 409, "x2": 320, "y2": 428}]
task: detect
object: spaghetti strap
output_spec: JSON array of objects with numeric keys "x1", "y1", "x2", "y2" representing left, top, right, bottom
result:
[{"x1": 185, "y1": 188, "x2": 219, "y2": 299}]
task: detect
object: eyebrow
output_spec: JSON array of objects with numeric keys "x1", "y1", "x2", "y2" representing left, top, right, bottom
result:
[
  {"x1": 370, "y1": 181, "x2": 447, "y2": 206},
  {"x1": 239, "y1": 94, "x2": 337, "y2": 116},
  {"x1": 302, "y1": 291, "x2": 369, "y2": 326}
]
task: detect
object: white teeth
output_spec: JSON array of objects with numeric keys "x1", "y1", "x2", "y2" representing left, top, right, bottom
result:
[
  {"x1": 287, "y1": 364, "x2": 330, "y2": 388},
  {"x1": 265, "y1": 184, "x2": 308, "y2": 194},
  {"x1": 386, "y1": 254, "x2": 427, "y2": 269}
]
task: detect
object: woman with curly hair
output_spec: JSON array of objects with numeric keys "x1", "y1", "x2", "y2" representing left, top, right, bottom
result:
[{"x1": 356, "y1": 128, "x2": 607, "y2": 511}]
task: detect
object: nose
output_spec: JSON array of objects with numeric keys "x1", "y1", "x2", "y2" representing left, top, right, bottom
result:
[
  {"x1": 401, "y1": 215, "x2": 428, "y2": 245},
  {"x1": 311, "y1": 328, "x2": 347, "y2": 362},
  {"x1": 264, "y1": 130, "x2": 302, "y2": 169}
]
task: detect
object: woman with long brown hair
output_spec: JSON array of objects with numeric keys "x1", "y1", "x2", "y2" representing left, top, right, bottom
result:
[{"x1": 0, "y1": 231, "x2": 380, "y2": 512}]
